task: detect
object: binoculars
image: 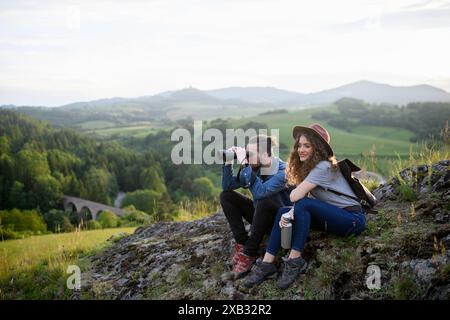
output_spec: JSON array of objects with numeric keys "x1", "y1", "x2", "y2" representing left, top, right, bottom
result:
[{"x1": 217, "y1": 149, "x2": 252, "y2": 162}]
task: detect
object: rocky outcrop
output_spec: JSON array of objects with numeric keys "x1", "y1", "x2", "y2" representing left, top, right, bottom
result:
[{"x1": 80, "y1": 160, "x2": 450, "y2": 300}]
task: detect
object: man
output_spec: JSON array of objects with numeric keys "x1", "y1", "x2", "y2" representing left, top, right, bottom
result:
[{"x1": 220, "y1": 135, "x2": 292, "y2": 278}]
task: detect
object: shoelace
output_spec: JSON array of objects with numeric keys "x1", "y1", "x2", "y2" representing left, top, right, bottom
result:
[
  {"x1": 247, "y1": 263, "x2": 266, "y2": 281},
  {"x1": 281, "y1": 260, "x2": 299, "y2": 280}
]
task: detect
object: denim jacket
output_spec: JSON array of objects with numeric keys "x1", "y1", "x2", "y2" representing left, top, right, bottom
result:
[{"x1": 221, "y1": 157, "x2": 292, "y2": 207}]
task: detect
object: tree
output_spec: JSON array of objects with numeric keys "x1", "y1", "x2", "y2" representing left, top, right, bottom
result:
[
  {"x1": 14, "y1": 148, "x2": 51, "y2": 188},
  {"x1": 139, "y1": 165, "x2": 167, "y2": 193},
  {"x1": 8, "y1": 181, "x2": 27, "y2": 209},
  {"x1": 81, "y1": 167, "x2": 118, "y2": 205},
  {"x1": 29, "y1": 175, "x2": 63, "y2": 213}
]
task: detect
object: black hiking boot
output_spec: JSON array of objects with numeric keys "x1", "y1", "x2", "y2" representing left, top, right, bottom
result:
[
  {"x1": 242, "y1": 260, "x2": 277, "y2": 288},
  {"x1": 277, "y1": 256, "x2": 308, "y2": 290}
]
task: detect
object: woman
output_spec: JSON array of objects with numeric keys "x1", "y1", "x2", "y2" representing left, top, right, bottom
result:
[{"x1": 243, "y1": 123, "x2": 366, "y2": 290}]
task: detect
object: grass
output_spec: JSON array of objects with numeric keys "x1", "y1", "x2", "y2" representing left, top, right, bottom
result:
[
  {"x1": 84, "y1": 124, "x2": 158, "y2": 138},
  {"x1": 77, "y1": 120, "x2": 117, "y2": 130},
  {"x1": 0, "y1": 227, "x2": 135, "y2": 299},
  {"x1": 392, "y1": 275, "x2": 424, "y2": 299},
  {"x1": 173, "y1": 199, "x2": 219, "y2": 222},
  {"x1": 390, "y1": 142, "x2": 450, "y2": 178}
]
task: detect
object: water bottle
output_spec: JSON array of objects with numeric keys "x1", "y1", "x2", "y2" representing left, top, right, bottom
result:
[{"x1": 281, "y1": 212, "x2": 293, "y2": 249}]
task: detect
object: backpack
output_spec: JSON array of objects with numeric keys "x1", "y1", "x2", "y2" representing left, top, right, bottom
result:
[{"x1": 325, "y1": 159, "x2": 378, "y2": 213}]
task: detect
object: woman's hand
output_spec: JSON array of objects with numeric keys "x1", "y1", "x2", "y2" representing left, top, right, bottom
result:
[{"x1": 279, "y1": 207, "x2": 294, "y2": 228}]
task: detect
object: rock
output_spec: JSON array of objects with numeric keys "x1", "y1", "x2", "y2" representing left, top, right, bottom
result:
[
  {"x1": 433, "y1": 170, "x2": 450, "y2": 191},
  {"x1": 164, "y1": 264, "x2": 184, "y2": 284},
  {"x1": 402, "y1": 250, "x2": 450, "y2": 285},
  {"x1": 373, "y1": 183, "x2": 398, "y2": 201},
  {"x1": 116, "y1": 278, "x2": 129, "y2": 287},
  {"x1": 220, "y1": 281, "x2": 237, "y2": 299},
  {"x1": 79, "y1": 160, "x2": 450, "y2": 300},
  {"x1": 441, "y1": 234, "x2": 450, "y2": 248},
  {"x1": 202, "y1": 278, "x2": 217, "y2": 289},
  {"x1": 374, "y1": 160, "x2": 449, "y2": 202},
  {"x1": 435, "y1": 211, "x2": 449, "y2": 224},
  {"x1": 409, "y1": 259, "x2": 437, "y2": 283},
  {"x1": 220, "y1": 271, "x2": 234, "y2": 283}
]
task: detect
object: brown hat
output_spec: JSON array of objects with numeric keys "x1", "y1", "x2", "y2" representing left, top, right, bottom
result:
[{"x1": 292, "y1": 123, "x2": 334, "y2": 157}]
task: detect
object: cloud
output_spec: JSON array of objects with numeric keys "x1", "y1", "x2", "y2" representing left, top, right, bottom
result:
[
  {"x1": 1, "y1": 0, "x2": 450, "y2": 105},
  {"x1": 333, "y1": 6, "x2": 450, "y2": 32}
]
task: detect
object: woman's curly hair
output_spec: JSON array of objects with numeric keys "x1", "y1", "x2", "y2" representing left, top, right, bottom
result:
[{"x1": 286, "y1": 133, "x2": 337, "y2": 186}]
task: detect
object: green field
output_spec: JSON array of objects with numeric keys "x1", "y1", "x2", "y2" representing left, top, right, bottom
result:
[
  {"x1": 0, "y1": 227, "x2": 136, "y2": 298},
  {"x1": 85, "y1": 125, "x2": 158, "y2": 138},
  {"x1": 229, "y1": 106, "x2": 418, "y2": 176},
  {"x1": 78, "y1": 120, "x2": 117, "y2": 130},
  {"x1": 0, "y1": 227, "x2": 136, "y2": 277},
  {"x1": 231, "y1": 106, "x2": 416, "y2": 156}
]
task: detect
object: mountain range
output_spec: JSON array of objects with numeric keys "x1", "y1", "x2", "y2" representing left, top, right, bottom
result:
[
  {"x1": 55, "y1": 80, "x2": 450, "y2": 110},
  {"x1": 2, "y1": 80, "x2": 450, "y2": 124}
]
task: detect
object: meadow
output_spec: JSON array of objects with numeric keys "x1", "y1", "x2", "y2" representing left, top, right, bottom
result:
[{"x1": 0, "y1": 227, "x2": 136, "y2": 299}]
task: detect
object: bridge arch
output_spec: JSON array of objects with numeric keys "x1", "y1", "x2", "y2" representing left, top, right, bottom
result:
[
  {"x1": 62, "y1": 195, "x2": 125, "y2": 222},
  {"x1": 64, "y1": 201, "x2": 79, "y2": 213},
  {"x1": 80, "y1": 206, "x2": 94, "y2": 222}
]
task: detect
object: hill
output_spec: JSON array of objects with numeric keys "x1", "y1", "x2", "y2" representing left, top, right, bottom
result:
[
  {"x1": 207, "y1": 86, "x2": 305, "y2": 104},
  {"x1": 306, "y1": 80, "x2": 450, "y2": 106},
  {"x1": 79, "y1": 160, "x2": 450, "y2": 300},
  {"x1": 10, "y1": 80, "x2": 450, "y2": 127}
]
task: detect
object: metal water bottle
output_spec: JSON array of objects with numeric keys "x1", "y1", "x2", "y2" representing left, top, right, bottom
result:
[{"x1": 281, "y1": 212, "x2": 293, "y2": 249}]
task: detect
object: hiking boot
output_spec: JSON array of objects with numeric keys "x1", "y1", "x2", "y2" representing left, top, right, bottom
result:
[
  {"x1": 242, "y1": 260, "x2": 277, "y2": 288},
  {"x1": 232, "y1": 252, "x2": 257, "y2": 279},
  {"x1": 277, "y1": 256, "x2": 308, "y2": 290},
  {"x1": 230, "y1": 243, "x2": 245, "y2": 267}
]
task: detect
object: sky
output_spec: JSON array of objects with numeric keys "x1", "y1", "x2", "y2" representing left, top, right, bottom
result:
[{"x1": 1, "y1": 0, "x2": 450, "y2": 106}]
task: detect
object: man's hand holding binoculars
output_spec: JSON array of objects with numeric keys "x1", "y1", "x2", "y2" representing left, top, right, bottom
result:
[{"x1": 225, "y1": 146, "x2": 248, "y2": 165}]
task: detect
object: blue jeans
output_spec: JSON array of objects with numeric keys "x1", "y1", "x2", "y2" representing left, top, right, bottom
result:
[{"x1": 266, "y1": 198, "x2": 366, "y2": 256}]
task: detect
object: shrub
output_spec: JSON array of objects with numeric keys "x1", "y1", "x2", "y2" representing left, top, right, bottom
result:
[
  {"x1": 87, "y1": 220, "x2": 102, "y2": 230},
  {"x1": 44, "y1": 210, "x2": 75, "y2": 233},
  {"x1": 97, "y1": 210, "x2": 119, "y2": 228},
  {"x1": 0, "y1": 226, "x2": 20, "y2": 240},
  {"x1": 191, "y1": 177, "x2": 219, "y2": 200},
  {"x1": 0, "y1": 208, "x2": 47, "y2": 234},
  {"x1": 123, "y1": 210, "x2": 152, "y2": 225},
  {"x1": 61, "y1": 216, "x2": 75, "y2": 232},
  {"x1": 121, "y1": 189, "x2": 163, "y2": 215}
]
